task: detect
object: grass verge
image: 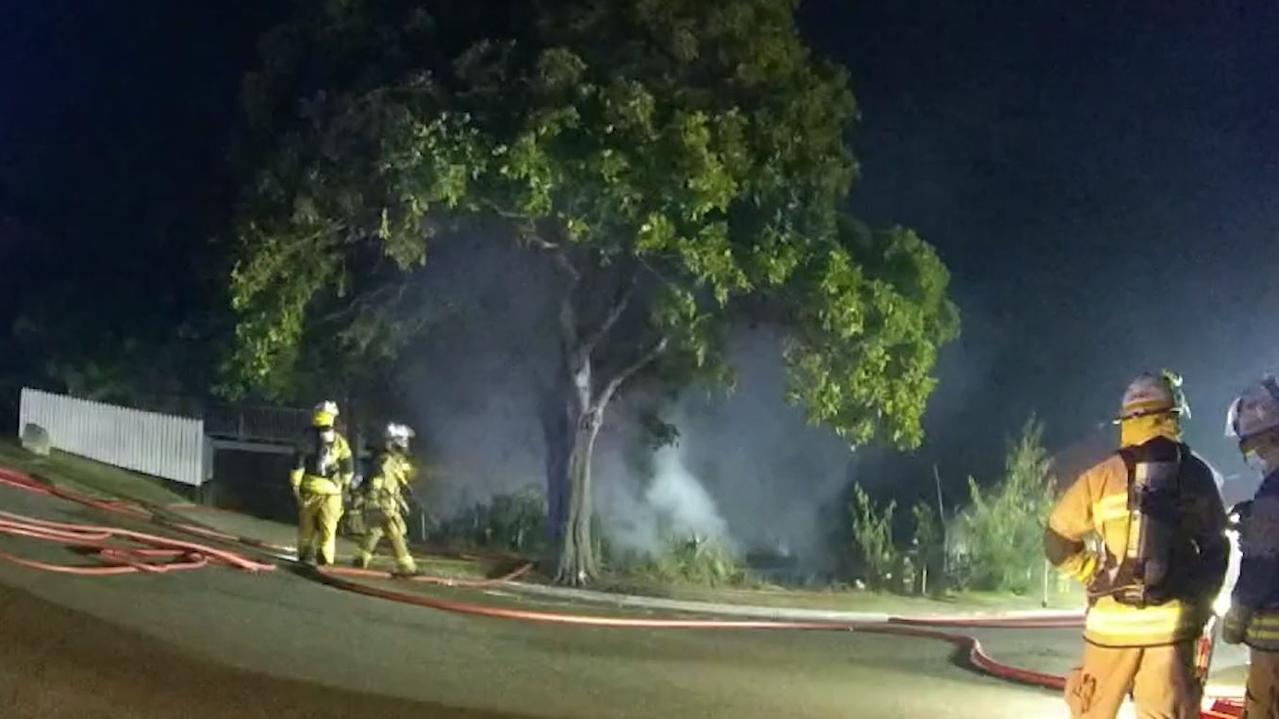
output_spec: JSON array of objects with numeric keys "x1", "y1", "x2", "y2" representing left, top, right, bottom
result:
[
  {"x1": 0, "y1": 437, "x2": 1082, "y2": 614},
  {"x1": 0, "y1": 436, "x2": 190, "y2": 505},
  {"x1": 589, "y1": 575, "x2": 1085, "y2": 614}
]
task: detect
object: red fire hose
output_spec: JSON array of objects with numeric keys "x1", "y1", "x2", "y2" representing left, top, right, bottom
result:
[
  {"x1": 325, "y1": 562, "x2": 534, "y2": 586},
  {"x1": 0, "y1": 508, "x2": 275, "y2": 575},
  {"x1": 0, "y1": 465, "x2": 1245, "y2": 717},
  {"x1": 312, "y1": 563, "x2": 1070, "y2": 688}
]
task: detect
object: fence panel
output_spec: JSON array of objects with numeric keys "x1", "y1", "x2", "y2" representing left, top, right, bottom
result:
[
  {"x1": 18, "y1": 388, "x2": 207, "y2": 486},
  {"x1": 204, "y1": 404, "x2": 308, "y2": 445}
]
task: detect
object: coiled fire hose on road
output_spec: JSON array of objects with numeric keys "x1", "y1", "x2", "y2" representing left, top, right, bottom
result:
[
  {"x1": 0, "y1": 511, "x2": 243, "y2": 575},
  {"x1": 0, "y1": 465, "x2": 1244, "y2": 717},
  {"x1": 0, "y1": 473, "x2": 275, "y2": 575}
]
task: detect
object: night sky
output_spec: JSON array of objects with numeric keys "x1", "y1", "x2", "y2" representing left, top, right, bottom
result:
[
  {"x1": 803, "y1": 0, "x2": 1279, "y2": 493},
  {"x1": 3, "y1": 1, "x2": 1277, "y2": 496}
]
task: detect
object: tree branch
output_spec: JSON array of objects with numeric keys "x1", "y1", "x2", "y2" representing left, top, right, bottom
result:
[
  {"x1": 593, "y1": 336, "x2": 669, "y2": 412},
  {"x1": 475, "y1": 198, "x2": 580, "y2": 278},
  {"x1": 320, "y1": 277, "x2": 410, "y2": 326},
  {"x1": 525, "y1": 234, "x2": 560, "y2": 252},
  {"x1": 479, "y1": 197, "x2": 535, "y2": 226},
  {"x1": 550, "y1": 249, "x2": 580, "y2": 282},
  {"x1": 558, "y1": 292, "x2": 579, "y2": 354},
  {"x1": 559, "y1": 293, "x2": 596, "y2": 415},
  {"x1": 580, "y1": 274, "x2": 637, "y2": 356}
]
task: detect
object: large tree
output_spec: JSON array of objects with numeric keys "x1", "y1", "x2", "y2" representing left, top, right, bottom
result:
[{"x1": 225, "y1": 0, "x2": 959, "y2": 584}]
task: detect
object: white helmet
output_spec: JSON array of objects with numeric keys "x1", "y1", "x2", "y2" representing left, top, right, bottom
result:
[
  {"x1": 1225, "y1": 377, "x2": 1279, "y2": 443},
  {"x1": 1117, "y1": 370, "x2": 1189, "y2": 422},
  {"x1": 312, "y1": 400, "x2": 340, "y2": 429},
  {"x1": 384, "y1": 422, "x2": 415, "y2": 450}
]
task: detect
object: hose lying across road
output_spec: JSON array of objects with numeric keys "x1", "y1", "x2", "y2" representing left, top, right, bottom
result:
[
  {"x1": 0, "y1": 472, "x2": 275, "y2": 575},
  {"x1": 0, "y1": 468, "x2": 523, "y2": 586},
  {"x1": 0, "y1": 465, "x2": 1245, "y2": 717},
  {"x1": 0, "y1": 510, "x2": 270, "y2": 575},
  {"x1": 313, "y1": 564, "x2": 1076, "y2": 695}
]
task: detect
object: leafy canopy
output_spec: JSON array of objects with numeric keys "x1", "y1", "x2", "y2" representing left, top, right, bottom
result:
[{"x1": 226, "y1": 0, "x2": 958, "y2": 447}]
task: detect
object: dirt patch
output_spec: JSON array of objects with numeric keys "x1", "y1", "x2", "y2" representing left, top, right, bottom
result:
[{"x1": 0, "y1": 582, "x2": 531, "y2": 719}]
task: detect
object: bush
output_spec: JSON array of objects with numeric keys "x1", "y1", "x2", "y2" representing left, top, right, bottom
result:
[
  {"x1": 911, "y1": 500, "x2": 940, "y2": 559},
  {"x1": 959, "y1": 417, "x2": 1055, "y2": 594},
  {"x1": 849, "y1": 483, "x2": 899, "y2": 589},
  {"x1": 435, "y1": 487, "x2": 548, "y2": 554},
  {"x1": 630, "y1": 534, "x2": 756, "y2": 587},
  {"x1": 911, "y1": 500, "x2": 943, "y2": 594}
]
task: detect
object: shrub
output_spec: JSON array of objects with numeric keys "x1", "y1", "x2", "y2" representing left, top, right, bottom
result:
[
  {"x1": 911, "y1": 500, "x2": 943, "y2": 594},
  {"x1": 959, "y1": 417, "x2": 1055, "y2": 594},
  {"x1": 631, "y1": 534, "x2": 755, "y2": 587},
  {"x1": 435, "y1": 487, "x2": 548, "y2": 554},
  {"x1": 849, "y1": 483, "x2": 899, "y2": 589},
  {"x1": 911, "y1": 500, "x2": 941, "y2": 559}
]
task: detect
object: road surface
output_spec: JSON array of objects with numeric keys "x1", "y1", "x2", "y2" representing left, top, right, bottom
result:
[{"x1": 0, "y1": 481, "x2": 1118, "y2": 719}]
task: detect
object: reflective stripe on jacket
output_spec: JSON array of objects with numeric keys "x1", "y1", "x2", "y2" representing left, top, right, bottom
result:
[
  {"x1": 1045, "y1": 438, "x2": 1227, "y2": 647},
  {"x1": 1234, "y1": 471, "x2": 1279, "y2": 650},
  {"x1": 1084, "y1": 596, "x2": 1209, "y2": 647},
  {"x1": 1247, "y1": 612, "x2": 1279, "y2": 650}
]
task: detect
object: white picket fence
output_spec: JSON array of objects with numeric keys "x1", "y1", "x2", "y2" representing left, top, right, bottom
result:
[{"x1": 18, "y1": 388, "x2": 209, "y2": 487}]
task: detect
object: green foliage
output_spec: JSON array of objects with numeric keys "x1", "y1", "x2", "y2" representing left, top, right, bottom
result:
[
  {"x1": 911, "y1": 500, "x2": 940, "y2": 552},
  {"x1": 911, "y1": 499, "x2": 941, "y2": 556},
  {"x1": 628, "y1": 535, "x2": 755, "y2": 587},
  {"x1": 959, "y1": 417, "x2": 1055, "y2": 594},
  {"x1": 849, "y1": 483, "x2": 898, "y2": 588},
  {"x1": 435, "y1": 488, "x2": 549, "y2": 555},
  {"x1": 222, "y1": 0, "x2": 958, "y2": 450},
  {"x1": 910, "y1": 500, "x2": 944, "y2": 595},
  {"x1": 785, "y1": 219, "x2": 959, "y2": 448},
  {"x1": 637, "y1": 409, "x2": 681, "y2": 451}
]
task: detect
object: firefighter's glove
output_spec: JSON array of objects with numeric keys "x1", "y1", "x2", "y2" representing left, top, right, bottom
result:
[
  {"x1": 1222, "y1": 606, "x2": 1252, "y2": 645},
  {"x1": 1072, "y1": 552, "x2": 1100, "y2": 585}
]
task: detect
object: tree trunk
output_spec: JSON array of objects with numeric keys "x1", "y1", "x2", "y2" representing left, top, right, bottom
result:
[
  {"x1": 541, "y1": 268, "x2": 663, "y2": 586},
  {"x1": 553, "y1": 409, "x2": 602, "y2": 585},
  {"x1": 541, "y1": 390, "x2": 570, "y2": 551},
  {"x1": 544, "y1": 334, "x2": 604, "y2": 585}
]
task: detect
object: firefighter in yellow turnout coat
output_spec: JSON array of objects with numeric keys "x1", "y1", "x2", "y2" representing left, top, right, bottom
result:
[
  {"x1": 1222, "y1": 377, "x2": 1279, "y2": 719},
  {"x1": 290, "y1": 401, "x2": 354, "y2": 566},
  {"x1": 1045, "y1": 372, "x2": 1228, "y2": 719},
  {"x1": 354, "y1": 422, "x2": 418, "y2": 575}
]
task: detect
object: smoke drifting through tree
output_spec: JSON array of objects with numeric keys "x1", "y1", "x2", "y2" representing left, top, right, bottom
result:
[
  {"x1": 399, "y1": 239, "x2": 858, "y2": 569},
  {"x1": 593, "y1": 444, "x2": 731, "y2": 554}
]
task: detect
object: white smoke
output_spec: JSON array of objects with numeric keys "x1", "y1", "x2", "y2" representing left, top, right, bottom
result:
[
  {"x1": 662, "y1": 331, "x2": 857, "y2": 566},
  {"x1": 594, "y1": 441, "x2": 732, "y2": 554},
  {"x1": 397, "y1": 236, "x2": 859, "y2": 571},
  {"x1": 646, "y1": 446, "x2": 730, "y2": 541},
  {"x1": 590, "y1": 330, "x2": 856, "y2": 567},
  {"x1": 398, "y1": 235, "x2": 557, "y2": 516}
]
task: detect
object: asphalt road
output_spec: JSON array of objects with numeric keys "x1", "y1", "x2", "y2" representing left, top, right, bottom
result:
[{"x1": 0, "y1": 482, "x2": 1094, "y2": 719}]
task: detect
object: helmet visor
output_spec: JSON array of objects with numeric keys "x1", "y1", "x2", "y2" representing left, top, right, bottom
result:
[{"x1": 1225, "y1": 397, "x2": 1244, "y2": 439}]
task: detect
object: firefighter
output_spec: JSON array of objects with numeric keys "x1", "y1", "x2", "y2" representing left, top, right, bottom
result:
[
  {"x1": 290, "y1": 401, "x2": 354, "y2": 566},
  {"x1": 1045, "y1": 371, "x2": 1228, "y2": 719},
  {"x1": 353, "y1": 422, "x2": 419, "y2": 575},
  {"x1": 1222, "y1": 377, "x2": 1279, "y2": 718}
]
